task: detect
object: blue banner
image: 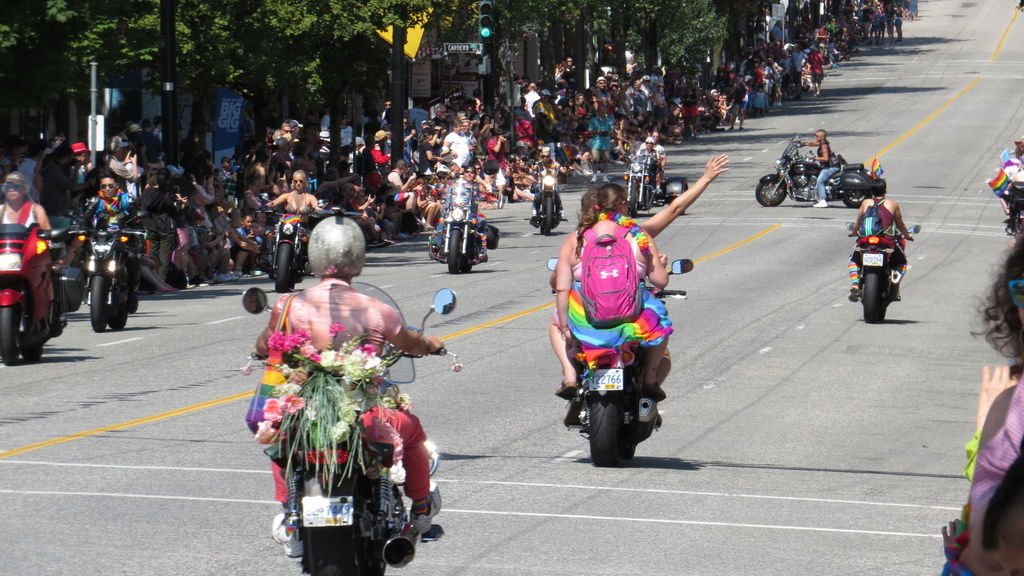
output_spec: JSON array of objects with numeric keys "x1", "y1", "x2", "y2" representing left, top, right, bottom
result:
[{"x1": 213, "y1": 88, "x2": 244, "y2": 162}]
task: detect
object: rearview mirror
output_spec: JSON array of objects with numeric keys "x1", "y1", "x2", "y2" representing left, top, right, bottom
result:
[
  {"x1": 670, "y1": 259, "x2": 694, "y2": 275},
  {"x1": 546, "y1": 257, "x2": 558, "y2": 271},
  {"x1": 845, "y1": 222, "x2": 855, "y2": 232},
  {"x1": 242, "y1": 287, "x2": 269, "y2": 314},
  {"x1": 908, "y1": 224, "x2": 922, "y2": 234},
  {"x1": 432, "y1": 288, "x2": 457, "y2": 315}
]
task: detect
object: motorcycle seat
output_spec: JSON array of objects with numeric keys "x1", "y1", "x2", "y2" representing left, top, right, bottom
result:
[
  {"x1": 39, "y1": 228, "x2": 69, "y2": 243},
  {"x1": 843, "y1": 163, "x2": 865, "y2": 172}
]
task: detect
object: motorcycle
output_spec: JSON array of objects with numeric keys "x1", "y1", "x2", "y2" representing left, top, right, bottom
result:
[
  {"x1": 532, "y1": 166, "x2": 561, "y2": 236},
  {"x1": 430, "y1": 180, "x2": 495, "y2": 274},
  {"x1": 625, "y1": 153, "x2": 658, "y2": 217},
  {"x1": 270, "y1": 212, "x2": 308, "y2": 294},
  {"x1": 1003, "y1": 173, "x2": 1024, "y2": 236},
  {"x1": 0, "y1": 223, "x2": 80, "y2": 365},
  {"x1": 241, "y1": 283, "x2": 459, "y2": 575},
  {"x1": 847, "y1": 222, "x2": 922, "y2": 324},
  {"x1": 74, "y1": 213, "x2": 145, "y2": 333},
  {"x1": 548, "y1": 257, "x2": 692, "y2": 466},
  {"x1": 755, "y1": 136, "x2": 872, "y2": 208}
]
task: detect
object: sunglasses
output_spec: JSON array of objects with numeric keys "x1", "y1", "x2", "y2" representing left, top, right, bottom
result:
[
  {"x1": 1010, "y1": 280, "x2": 1024, "y2": 308},
  {"x1": 292, "y1": 179, "x2": 306, "y2": 184},
  {"x1": 2, "y1": 182, "x2": 26, "y2": 192},
  {"x1": 99, "y1": 183, "x2": 117, "y2": 190}
]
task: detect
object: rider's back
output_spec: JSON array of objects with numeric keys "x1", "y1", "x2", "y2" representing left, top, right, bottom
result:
[{"x1": 279, "y1": 279, "x2": 402, "y2": 350}]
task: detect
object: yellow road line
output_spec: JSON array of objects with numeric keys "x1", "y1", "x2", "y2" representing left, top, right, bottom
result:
[
  {"x1": 0, "y1": 391, "x2": 253, "y2": 460},
  {"x1": 872, "y1": 76, "x2": 980, "y2": 160},
  {"x1": 992, "y1": 8, "x2": 1019, "y2": 61},
  {"x1": 0, "y1": 225, "x2": 782, "y2": 460}
]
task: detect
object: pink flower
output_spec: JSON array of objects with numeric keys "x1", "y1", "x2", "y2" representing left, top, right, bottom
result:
[
  {"x1": 267, "y1": 331, "x2": 291, "y2": 353},
  {"x1": 359, "y1": 343, "x2": 378, "y2": 356},
  {"x1": 300, "y1": 344, "x2": 319, "y2": 360},
  {"x1": 263, "y1": 398, "x2": 283, "y2": 423},
  {"x1": 280, "y1": 394, "x2": 306, "y2": 415},
  {"x1": 254, "y1": 420, "x2": 279, "y2": 444},
  {"x1": 329, "y1": 323, "x2": 346, "y2": 337}
]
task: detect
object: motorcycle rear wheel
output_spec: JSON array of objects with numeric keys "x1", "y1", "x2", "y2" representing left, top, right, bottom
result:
[
  {"x1": 755, "y1": 178, "x2": 787, "y2": 207},
  {"x1": 541, "y1": 195, "x2": 554, "y2": 236},
  {"x1": 448, "y1": 228, "x2": 465, "y2": 275},
  {"x1": 302, "y1": 525, "x2": 359, "y2": 576},
  {"x1": 275, "y1": 244, "x2": 294, "y2": 293},
  {"x1": 587, "y1": 394, "x2": 624, "y2": 467},
  {"x1": 90, "y1": 276, "x2": 109, "y2": 333},
  {"x1": 862, "y1": 272, "x2": 884, "y2": 324},
  {"x1": 842, "y1": 190, "x2": 866, "y2": 208},
  {"x1": 0, "y1": 305, "x2": 22, "y2": 366}
]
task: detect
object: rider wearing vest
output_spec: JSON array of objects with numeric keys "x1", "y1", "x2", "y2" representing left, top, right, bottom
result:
[
  {"x1": 801, "y1": 129, "x2": 839, "y2": 208},
  {"x1": 847, "y1": 178, "x2": 914, "y2": 302},
  {"x1": 1, "y1": 172, "x2": 51, "y2": 230}
]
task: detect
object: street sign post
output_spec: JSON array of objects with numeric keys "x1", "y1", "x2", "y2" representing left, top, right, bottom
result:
[{"x1": 444, "y1": 42, "x2": 483, "y2": 55}]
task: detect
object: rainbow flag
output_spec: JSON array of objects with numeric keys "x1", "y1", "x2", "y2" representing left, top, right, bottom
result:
[
  {"x1": 988, "y1": 169, "x2": 1011, "y2": 196},
  {"x1": 869, "y1": 158, "x2": 884, "y2": 180}
]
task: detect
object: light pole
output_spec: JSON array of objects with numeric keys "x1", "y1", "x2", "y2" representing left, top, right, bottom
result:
[
  {"x1": 89, "y1": 61, "x2": 98, "y2": 169},
  {"x1": 160, "y1": 0, "x2": 179, "y2": 166}
]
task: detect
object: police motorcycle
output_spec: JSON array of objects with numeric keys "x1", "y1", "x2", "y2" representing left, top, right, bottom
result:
[
  {"x1": 241, "y1": 278, "x2": 460, "y2": 574},
  {"x1": 72, "y1": 208, "x2": 145, "y2": 333},
  {"x1": 846, "y1": 220, "x2": 922, "y2": 324},
  {"x1": 429, "y1": 178, "x2": 496, "y2": 274},
  {"x1": 755, "y1": 136, "x2": 871, "y2": 208},
  {"x1": 547, "y1": 257, "x2": 693, "y2": 467}
]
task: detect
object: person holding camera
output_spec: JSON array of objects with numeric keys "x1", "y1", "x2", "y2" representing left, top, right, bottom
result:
[
  {"x1": 417, "y1": 122, "x2": 444, "y2": 175},
  {"x1": 587, "y1": 105, "x2": 615, "y2": 173},
  {"x1": 139, "y1": 168, "x2": 188, "y2": 282}
]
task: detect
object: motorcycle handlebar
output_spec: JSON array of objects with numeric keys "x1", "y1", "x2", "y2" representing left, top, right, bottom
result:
[{"x1": 655, "y1": 289, "x2": 688, "y2": 298}]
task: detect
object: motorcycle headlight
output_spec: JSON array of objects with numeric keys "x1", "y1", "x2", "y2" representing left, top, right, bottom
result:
[
  {"x1": 776, "y1": 159, "x2": 784, "y2": 168},
  {"x1": 449, "y1": 207, "x2": 466, "y2": 222},
  {"x1": 93, "y1": 243, "x2": 112, "y2": 258},
  {"x1": 282, "y1": 223, "x2": 295, "y2": 235},
  {"x1": 542, "y1": 175, "x2": 557, "y2": 188},
  {"x1": 107, "y1": 260, "x2": 118, "y2": 273},
  {"x1": 0, "y1": 253, "x2": 21, "y2": 270}
]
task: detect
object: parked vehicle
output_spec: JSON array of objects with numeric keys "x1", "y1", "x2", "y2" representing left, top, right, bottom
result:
[
  {"x1": 0, "y1": 224, "x2": 79, "y2": 365},
  {"x1": 756, "y1": 136, "x2": 871, "y2": 208}
]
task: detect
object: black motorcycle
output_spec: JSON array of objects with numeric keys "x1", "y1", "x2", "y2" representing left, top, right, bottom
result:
[
  {"x1": 847, "y1": 222, "x2": 921, "y2": 324},
  {"x1": 432, "y1": 181, "x2": 495, "y2": 274},
  {"x1": 549, "y1": 258, "x2": 692, "y2": 466},
  {"x1": 264, "y1": 212, "x2": 308, "y2": 294},
  {"x1": 77, "y1": 214, "x2": 144, "y2": 333},
  {"x1": 755, "y1": 136, "x2": 871, "y2": 208},
  {"x1": 1004, "y1": 177, "x2": 1024, "y2": 236},
  {"x1": 242, "y1": 284, "x2": 458, "y2": 575},
  {"x1": 625, "y1": 153, "x2": 658, "y2": 217},
  {"x1": 532, "y1": 166, "x2": 561, "y2": 236}
]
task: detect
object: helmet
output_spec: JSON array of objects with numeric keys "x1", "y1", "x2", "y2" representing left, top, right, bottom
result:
[{"x1": 308, "y1": 217, "x2": 365, "y2": 279}]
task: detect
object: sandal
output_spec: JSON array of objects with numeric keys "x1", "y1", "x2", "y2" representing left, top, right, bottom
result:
[{"x1": 555, "y1": 382, "x2": 578, "y2": 400}]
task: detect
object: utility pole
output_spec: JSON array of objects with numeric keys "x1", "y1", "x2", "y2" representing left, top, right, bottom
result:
[
  {"x1": 390, "y1": 7, "x2": 407, "y2": 169},
  {"x1": 89, "y1": 61, "x2": 98, "y2": 169},
  {"x1": 160, "y1": 0, "x2": 179, "y2": 166},
  {"x1": 478, "y1": 0, "x2": 495, "y2": 113}
]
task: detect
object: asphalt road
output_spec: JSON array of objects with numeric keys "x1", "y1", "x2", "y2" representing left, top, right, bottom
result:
[{"x1": 2, "y1": 3, "x2": 1021, "y2": 575}]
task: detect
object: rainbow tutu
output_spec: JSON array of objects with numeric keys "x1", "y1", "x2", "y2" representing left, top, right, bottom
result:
[{"x1": 567, "y1": 283, "x2": 673, "y2": 367}]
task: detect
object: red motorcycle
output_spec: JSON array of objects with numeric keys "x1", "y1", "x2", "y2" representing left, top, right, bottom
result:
[{"x1": 0, "y1": 224, "x2": 79, "y2": 365}]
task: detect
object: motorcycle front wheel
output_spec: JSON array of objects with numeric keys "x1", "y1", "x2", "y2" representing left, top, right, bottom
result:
[
  {"x1": 302, "y1": 525, "x2": 359, "y2": 576},
  {"x1": 862, "y1": 271, "x2": 885, "y2": 324},
  {"x1": 90, "y1": 276, "x2": 110, "y2": 333},
  {"x1": 587, "y1": 394, "x2": 624, "y2": 467},
  {"x1": 541, "y1": 195, "x2": 554, "y2": 236},
  {"x1": 447, "y1": 228, "x2": 465, "y2": 275},
  {"x1": 275, "y1": 244, "x2": 294, "y2": 293},
  {"x1": 755, "y1": 178, "x2": 787, "y2": 207},
  {"x1": 628, "y1": 183, "x2": 640, "y2": 218},
  {"x1": 0, "y1": 305, "x2": 22, "y2": 366}
]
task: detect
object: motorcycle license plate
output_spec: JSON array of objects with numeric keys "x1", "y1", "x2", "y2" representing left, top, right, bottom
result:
[
  {"x1": 302, "y1": 495, "x2": 354, "y2": 527},
  {"x1": 592, "y1": 369, "x2": 624, "y2": 391},
  {"x1": 862, "y1": 253, "x2": 884, "y2": 267}
]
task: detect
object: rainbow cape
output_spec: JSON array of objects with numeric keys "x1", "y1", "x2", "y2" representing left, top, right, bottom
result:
[
  {"x1": 988, "y1": 169, "x2": 1011, "y2": 197},
  {"x1": 567, "y1": 286, "x2": 673, "y2": 369}
]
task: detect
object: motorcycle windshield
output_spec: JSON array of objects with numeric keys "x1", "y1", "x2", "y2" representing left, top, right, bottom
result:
[{"x1": 352, "y1": 281, "x2": 416, "y2": 385}]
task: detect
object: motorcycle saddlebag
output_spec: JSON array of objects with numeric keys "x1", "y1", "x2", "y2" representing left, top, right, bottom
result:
[
  {"x1": 59, "y1": 266, "x2": 85, "y2": 313},
  {"x1": 839, "y1": 169, "x2": 873, "y2": 191},
  {"x1": 485, "y1": 224, "x2": 500, "y2": 249}
]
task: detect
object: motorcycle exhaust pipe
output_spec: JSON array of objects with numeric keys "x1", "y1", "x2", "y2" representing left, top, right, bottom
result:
[
  {"x1": 637, "y1": 397, "x2": 658, "y2": 423},
  {"x1": 382, "y1": 523, "x2": 418, "y2": 568}
]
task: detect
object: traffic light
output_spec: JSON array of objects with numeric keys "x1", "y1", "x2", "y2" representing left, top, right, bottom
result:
[{"x1": 477, "y1": 0, "x2": 494, "y2": 39}]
